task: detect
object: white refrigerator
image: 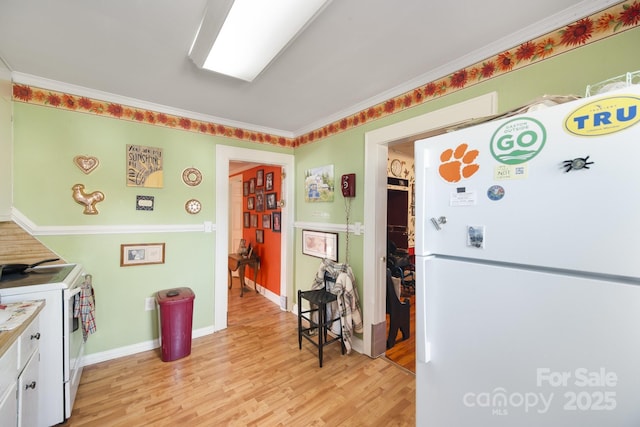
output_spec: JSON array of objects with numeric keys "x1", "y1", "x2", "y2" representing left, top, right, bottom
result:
[{"x1": 414, "y1": 85, "x2": 640, "y2": 426}]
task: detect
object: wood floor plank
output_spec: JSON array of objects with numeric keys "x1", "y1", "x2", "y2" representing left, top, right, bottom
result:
[{"x1": 67, "y1": 279, "x2": 416, "y2": 426}]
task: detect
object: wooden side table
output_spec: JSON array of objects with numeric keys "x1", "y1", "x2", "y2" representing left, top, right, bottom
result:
[{"x1": 228, "y1": 254, "x2": 259, "y2": 297}]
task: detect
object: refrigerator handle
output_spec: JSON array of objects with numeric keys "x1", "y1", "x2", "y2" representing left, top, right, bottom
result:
[{"x1": 430, "y1": 216, "x2": 447, "y2": 230}]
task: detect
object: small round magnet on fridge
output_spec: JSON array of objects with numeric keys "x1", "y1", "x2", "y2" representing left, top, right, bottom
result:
[{"x1": 487, "y1": 185, "x2": 505, "y2": 201}]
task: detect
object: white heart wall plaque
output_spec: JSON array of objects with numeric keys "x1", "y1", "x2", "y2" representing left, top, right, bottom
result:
[{"x1": 73, "y1": 155, "x2": 99, "y2": 174}]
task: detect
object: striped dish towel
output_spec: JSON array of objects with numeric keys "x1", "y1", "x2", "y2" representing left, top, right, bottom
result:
[{"x1": 73, "y1": 274, "x2": 96, "y2": 342}]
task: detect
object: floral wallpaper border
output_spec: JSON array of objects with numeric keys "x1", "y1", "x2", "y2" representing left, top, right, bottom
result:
[{"x1": 12, "y1": 1, "x2": 639, "y2": 149}]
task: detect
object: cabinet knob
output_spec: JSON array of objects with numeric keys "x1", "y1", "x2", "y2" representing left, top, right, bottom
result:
[
  {"x1": 25, "y1": 381, "x2": 36, "y2": 390},
  {"x1": 31, "y1": 332, "x2": 41, "y2": 340}
]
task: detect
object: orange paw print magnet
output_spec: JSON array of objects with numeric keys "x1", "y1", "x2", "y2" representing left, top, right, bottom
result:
[{"x1": 438, "y1": 143, "x2": 480, "y2": 183}]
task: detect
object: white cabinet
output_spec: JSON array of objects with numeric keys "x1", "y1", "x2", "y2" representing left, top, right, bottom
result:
[
  {"x1": 17, "y1": 349, "x2": 39, "y2": 427},
  {"x1": 0, "y1": 341, "x2": 18, "y2": 427},
  {"x1": 0, "y1": 309, "x2": 41, "y2": 427}
]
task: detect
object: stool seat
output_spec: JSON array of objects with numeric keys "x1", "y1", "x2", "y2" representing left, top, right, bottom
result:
[{"x1": 298, "y1": 273, "x2": 345, "y2": 367}]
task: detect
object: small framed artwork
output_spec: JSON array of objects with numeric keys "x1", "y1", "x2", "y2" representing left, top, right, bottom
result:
[
  {"x1": 247, "y1": 196, "x2": 255, "y2": 210},
  {"x1": 265, "y1": 172, "x2": 274, "y2": 191},
  {"x1": 243, "y1": 212, "x2": 250, "y2": 228},
  {"x1": 302, "y1": 230, "x2": 338, "y2": 262},
  {"x1": 266, "y1": 192, "x2": 277, "y2": 210},
  {"x1": 256, "y1": 229, "x2": 264, "y2": 244},
  {"x1": 272, "y1": 212, "x2": 281, "y2": 232},
  {"x1": 250, "y1": 214, "x2": 258, "y2": 228},
  {"x1": 249, "y1": 178, "x2": 256, "y2": 194},
  {"x1": 243, "y1": 181, "x2": 249, "y2": 196},
  {"x1": 262, "y1": 214, "x2": 271, "y2": 229},
  {"x1": 256, "y1": 169, "x2": 264, "y2": 187},
  {"x1": 120, "y1": 243, "x2": 165, "y2": 267},
  {"x1": 255, "y1": 188, "x2": 265, "y2": 212}
]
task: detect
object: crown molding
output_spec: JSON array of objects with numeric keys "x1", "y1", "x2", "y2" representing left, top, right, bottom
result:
[
  {"x1": 11, "y1": 72, "x2": 295, "y2": 139},
  {"x1": 293, "y1": 0, "x2": 621, "y2": 136}
]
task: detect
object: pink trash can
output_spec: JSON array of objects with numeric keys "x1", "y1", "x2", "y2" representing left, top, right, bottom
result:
[{"x1": 156, "y1": 287, "x2": 195, "y2": 362}]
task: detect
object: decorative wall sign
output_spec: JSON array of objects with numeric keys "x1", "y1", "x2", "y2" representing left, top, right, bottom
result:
[
  {"x1": 136, "y1": 195, "x2": 155, "y2": 211},
  {"x1": 120, "y1": 243, "x2": 165, "y2": 267},
  {"x1": 72, "y1": 183, "x2": 105, "y2": 215},
  {"x1": 127, "y1": 144, "x2": 163, "y2": 188},
  {"x1": 73, "y1": 155, "x2": 100, "y2": 174},
  {"x1": 182, "y1": 167, "x2": 202, "y2": 186}
]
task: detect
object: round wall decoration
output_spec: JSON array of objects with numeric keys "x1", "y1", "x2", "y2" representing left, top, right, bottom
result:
[
  {"x1": 185, "y1": 199, "x2": 202, "y2": 214},
  {"x1": 182, "y1": 167, "x2": 202, "y2": 186},
  {"x1": 391, "y1": 159, "x2": 402, "y2": 177}
]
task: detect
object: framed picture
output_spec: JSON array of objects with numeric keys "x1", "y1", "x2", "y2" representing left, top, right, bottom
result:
[
  {"x1": 250, "y1": 214, "x2": 258, "y2": 228},
  {"x1": 256, "y1": 229, "x2": 264, "y2": 244},
  {"x1": 265, "y1": 172, "x2": 274, "y2": 191},
  {"x1": 262, "y1": 214, "x2": 271, "y2": 229},
  {"x1": 243, "y1": 212, "x2": 250, "y2": 228},
  {"x1": 304, "y1": 164, "x2": 334, "y2": 203},
  {"x1": 247, "y1": 196, "x2": 255, "y2": 210},
  {"x1": 256, "y1": 169, "x2": 264, "y2": 187},
  {"x1": 255, "y1": 188, "x2": 265, "y2": 212},
  {"x1": 249, "y1": 178, "x2": 256, "y2": 194},
  {"x1": 302, "y1": 230, "x2": 338, "y2": 262},
  {"x1": 243, "y1": 181, "x2": 249, "y2": 196},
  {"x1": 120, "y1": 243, "x2": 165, "y2": 267},
  {"x1": 272, "y1": 212, "x2": 281, "y2": 232},
  {"x1": 266, "y1": 192, "x2": 277, "y2": 210}
]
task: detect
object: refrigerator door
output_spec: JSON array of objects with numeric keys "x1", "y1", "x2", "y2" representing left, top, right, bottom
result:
[
  {"x1": 414, "y1": 86, "x2": 640, "y2": 278},
  {"x1": 416, "y1": 256, "x2": 640, "y2": 426}
]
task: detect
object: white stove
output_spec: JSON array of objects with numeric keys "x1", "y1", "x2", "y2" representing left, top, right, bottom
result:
[{"x1": 0, "y1": 263, "x2": 88, "y2": 426}]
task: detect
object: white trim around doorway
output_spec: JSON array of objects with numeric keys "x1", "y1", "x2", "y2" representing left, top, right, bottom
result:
[
  {"x1": 362, "y1": 92, "x2": 498, "y2": 357},
  {"x1": 215, "y1": 145, "x2": 295, "y2": 331}
]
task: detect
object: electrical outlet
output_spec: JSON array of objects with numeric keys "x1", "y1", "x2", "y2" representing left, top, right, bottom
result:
[{"x1": 144, "y1": 297, "x2": 156, "y2": 311}]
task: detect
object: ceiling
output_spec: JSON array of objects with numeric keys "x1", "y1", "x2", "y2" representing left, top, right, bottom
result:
[{"x1": 0, "y1": 0, "x2": 617, "y2": 138}]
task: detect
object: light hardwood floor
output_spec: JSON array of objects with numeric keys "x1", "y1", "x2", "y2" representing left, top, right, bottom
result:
[
  {"x1": 385, "y1": 294, "x2": 416, "y2": 373},
  {"x1": 67, "y1": 279, "x2": 416, "y2": 426}
]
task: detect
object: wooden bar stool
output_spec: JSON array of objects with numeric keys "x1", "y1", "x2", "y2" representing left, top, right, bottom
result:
[{"x1": 297, "y1": 272, "x2": 345, "y2": 367}]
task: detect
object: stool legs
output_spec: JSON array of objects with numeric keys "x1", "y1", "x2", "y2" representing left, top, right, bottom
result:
[{"x1": 298, "y1": 290, "x2": 344, "y2": 368}]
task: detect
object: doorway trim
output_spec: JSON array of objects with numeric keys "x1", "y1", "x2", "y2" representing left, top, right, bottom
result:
[
  {"x1": 215, "y1": 145, "x2": 295, "y2": 330},
  {"x1": 362, "y1": 92, "x2": 498, "y2": 356}
]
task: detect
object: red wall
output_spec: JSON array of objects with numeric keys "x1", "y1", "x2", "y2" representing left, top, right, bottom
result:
[{"x1": 237, "y1": 165, "x2": 282, "y2": 295}]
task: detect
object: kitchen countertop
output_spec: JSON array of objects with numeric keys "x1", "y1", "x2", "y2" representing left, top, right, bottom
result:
[{"x1": 0, "y1": 300, "x2": 45, "y2": 357}]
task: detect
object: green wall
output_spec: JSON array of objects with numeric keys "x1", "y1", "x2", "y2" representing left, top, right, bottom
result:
[{"x1": 10, "y1": 26, "x2": 640, "y2": 357}]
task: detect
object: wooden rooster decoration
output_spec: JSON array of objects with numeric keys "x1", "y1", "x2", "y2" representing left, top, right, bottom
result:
[{"x1": 72, "y1": 184, "x2": 105, "y2": 215}]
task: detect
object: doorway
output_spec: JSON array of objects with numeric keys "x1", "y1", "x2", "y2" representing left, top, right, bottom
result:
[
  {"x1": 215, "y1": 145, "x2": 295, "y2": 331},
  {"x1": 362, "y1": 92, "x2": 498, "y2": 358}
]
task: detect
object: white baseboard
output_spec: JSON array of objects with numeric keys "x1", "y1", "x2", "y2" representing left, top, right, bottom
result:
[
  {"x1": 82, "y1": 325, "x2": 215, "y2": 366},
  {"x1": 83, "y1": 296, "x2": 362, "y2": 367}
]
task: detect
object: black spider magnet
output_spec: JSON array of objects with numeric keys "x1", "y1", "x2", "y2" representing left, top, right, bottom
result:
[{"x1": 563, "y1": 156, "x2": 593, "y2": 173}]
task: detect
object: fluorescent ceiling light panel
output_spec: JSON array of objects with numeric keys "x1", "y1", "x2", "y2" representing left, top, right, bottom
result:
[{"x1": 190, "y1": 0, "x2": 330, "y2": 82}]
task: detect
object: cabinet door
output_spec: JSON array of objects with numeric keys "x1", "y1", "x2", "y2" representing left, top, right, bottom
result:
[
  {"x1": 0, "y1": 381, "x2": 17, "y2": 427},
  {"x1": 17, "y1": 351, "x2": 39, "y2": 427}
]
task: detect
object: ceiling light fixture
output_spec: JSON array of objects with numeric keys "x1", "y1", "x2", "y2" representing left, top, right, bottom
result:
[{"x1": 189, "y1": 0, "x2": 331, "y2": 82}]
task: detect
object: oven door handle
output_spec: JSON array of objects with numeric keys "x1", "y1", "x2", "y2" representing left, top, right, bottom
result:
[{"x1": 68, "y1": 286, "x2": 83, "y2": 332}]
